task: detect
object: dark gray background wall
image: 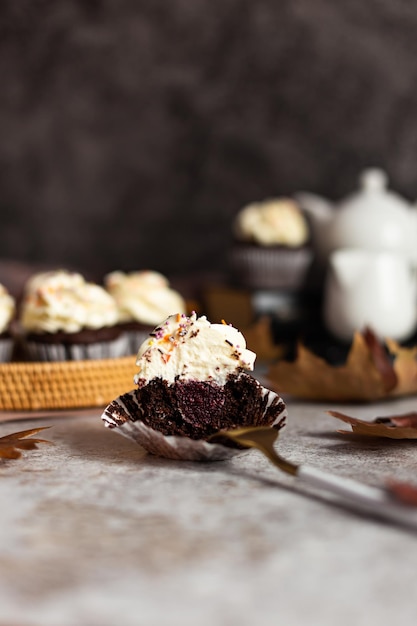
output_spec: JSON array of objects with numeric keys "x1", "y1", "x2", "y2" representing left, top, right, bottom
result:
[{"x1": 1, "y1": 0, "x2": 417, "y2": 281}]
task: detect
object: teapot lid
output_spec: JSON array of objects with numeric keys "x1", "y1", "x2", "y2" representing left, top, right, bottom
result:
[{"x1": 339, "y1": 168, "x2": 411, "y2": 213}]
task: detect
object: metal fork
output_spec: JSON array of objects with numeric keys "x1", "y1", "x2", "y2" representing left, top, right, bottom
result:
[{"x1": 209, "y1": 426, "x2": 417, "y2": 530}]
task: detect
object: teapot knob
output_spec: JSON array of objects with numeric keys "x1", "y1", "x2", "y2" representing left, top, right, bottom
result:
[{"x1": 359, "y1": 168, "x2": 388, "y2": 192}]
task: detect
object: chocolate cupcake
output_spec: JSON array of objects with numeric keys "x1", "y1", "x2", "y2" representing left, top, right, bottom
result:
[
  {"x1": 104, "y1": 270, "x2": 187, "y2": 354},
  {"x1": 230, "y1": 198, "x2": 313, "y2": 291},
  {"x1": 20, "y1": 270, "x2": 128, "y2": 361},
  {"x1": 102, "y1": 312, "x2": 287, "y2": 460}
]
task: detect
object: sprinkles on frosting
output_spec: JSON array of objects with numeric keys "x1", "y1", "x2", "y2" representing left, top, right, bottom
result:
[
  {"x1": 138, "y1": 312, "x2": 247, "y2": 369},
  {"x1": 134, "y1": 311, "x2": 256, "y2": 386}
]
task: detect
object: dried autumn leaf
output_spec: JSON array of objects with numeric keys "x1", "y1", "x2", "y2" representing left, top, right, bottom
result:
[
  {"x1": 329, "y1": 409, "x2": 417, "y2": 505},
  {"x1": 266, "y1": 327, "x2": 417, "y2": 402},
  {"x1": 243, "y1": 316, "x2": 284, "y2": 362},
  {"x1": 362, "y1": 327, "x2": 398, "y2": 392},
  {"x1": 328, "y1": 410, "x2": 417, "y2": 439},
  {"x1": 267, "y1": 330, "x2": 394, "y2": 402},
  {"x1": 385, "y1": 339, "x2": 417, "y2": 397},
  {"x1": 202, "y1": 285, "x2": 284, "y2": 361},
  {"x1": 386, "y1": 480, "x2": 417, "y2": 506},
  {"x1": 0, "y1": 426, "x2": 52, "y2": 460}
]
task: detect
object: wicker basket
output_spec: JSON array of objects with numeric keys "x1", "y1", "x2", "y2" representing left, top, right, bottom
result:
[{"x1": 0, "y1": 356, "x2": 137, "y2": 411}]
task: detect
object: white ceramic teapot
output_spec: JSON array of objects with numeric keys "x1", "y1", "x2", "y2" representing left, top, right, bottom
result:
[
  {"x1": 296, "y1": 168, "x2": 417, "y2": 265},
  {"x1": 323, "y1": 248, "x2": 417, "y2": 342}
]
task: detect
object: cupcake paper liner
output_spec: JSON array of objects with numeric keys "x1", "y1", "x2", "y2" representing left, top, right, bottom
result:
[
  {"x1": 101, "y1": 384, "x2": 287, "y2": 461},
  {"x1": 106, "y1": 417, "x2": 246, "y2": 461},
  {"x1": 0, "y1": 338, "x2": 14, "y2": 363},
  {"x1": 230, "y1": 245, "x2": 313, "y2": 290},
  {"x1": 24, "y1": 334, "x2": 130, "y2": 362}
]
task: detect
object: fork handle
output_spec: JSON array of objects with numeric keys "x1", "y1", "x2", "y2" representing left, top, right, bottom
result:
[{"x1": 297, "y1": 465, "x2": 417, "y2": 529}]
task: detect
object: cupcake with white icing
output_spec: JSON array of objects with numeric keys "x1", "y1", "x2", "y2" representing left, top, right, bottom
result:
[
  {"x1": 104, "y1": 270, "x2": 187, "y2": 354},
  {"x1": 102, "y1": 312, "x2": 287, "y2": 460},
  {"x1": 230, "y1": 198, "x2": 313, "y2": 291},
  {"x1": 20, "y1": 270, "x2": 128, "y2": 361}
]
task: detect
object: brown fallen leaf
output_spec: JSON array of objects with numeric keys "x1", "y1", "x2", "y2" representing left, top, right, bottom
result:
[
  {"x1": 0, "y1": 426, "x2": 52, "y2": 460},
  {"x1": 329, "y1": 409, "x2": 417, "y2": 504},
  {"x1": 386, "y1": 480, "x2": 417, "y2": 506},
  {"x1": 267, "y1": 329, "x2": 394, "y2": 402},
  {"x1": 266, "y1": 327, "x2": 417, "y2": 402},
  {"x1": 328, "y1": 410, "x2": 417, "y2": 439},
  {"x1": 242, "y1": 316, "x2": 284, "y2": 362},
  {"x1": 385, "y1": 338, "x2": 417, "y2": 397},
  {"x1": 362, "y1": 327, "x2": 398, "y2": 393},
  {"x1": 202, "y1": 285, "x2": 284, "y2": 362}
]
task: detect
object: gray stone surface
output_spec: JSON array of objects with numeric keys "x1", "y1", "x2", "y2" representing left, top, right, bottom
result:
[{"x1": 1, "y1": 394, "x2": 417, "y2": 626}]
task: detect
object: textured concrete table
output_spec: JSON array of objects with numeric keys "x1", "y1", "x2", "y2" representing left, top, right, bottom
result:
[{"x1": 1, "y1": 393, "x2": 417, "y2": 626}]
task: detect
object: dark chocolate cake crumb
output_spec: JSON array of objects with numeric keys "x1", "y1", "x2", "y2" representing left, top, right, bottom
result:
[{"x1": 106, "y1": 373, "x2": 286, "y2": 440}]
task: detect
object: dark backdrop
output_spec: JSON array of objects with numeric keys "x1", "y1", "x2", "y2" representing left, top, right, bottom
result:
[{"x1": 1, "y1": 0, "x2": 417, "y2": 282}]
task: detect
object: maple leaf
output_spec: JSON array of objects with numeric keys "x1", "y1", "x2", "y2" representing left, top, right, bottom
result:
[
  {"x1": 266, "y1": 327, "x2": 417, "y2": 402},
  {"x1": 385, "y1": 338, "x2": 417, "y2": 397},
  {"x1": 0, "y1": 427, "x2": 52, "y2": 460},
  {"x1": 328, "y1": 412, "x2": 417, "y2": 504},
  {"x1": 268, "y1": 332, "x2": 394, "y2": 402},
  {"x1": 362, "y1": 327, "x2": 398, "y2": 392},
  {"x1": 328, "y1": 410, "x2": 417, "y2": 439},
  {"x1": 386, "y1": 480, "x2": 417, "y2": 506},
  {"x1": 243, "y1": 316, "x2": 284, "y2": 362}
]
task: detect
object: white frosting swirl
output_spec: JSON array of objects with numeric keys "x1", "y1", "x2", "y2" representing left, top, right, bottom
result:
[
  {"x1": 134, "y1": 312, "x2": 256, "y2": 386},
  {"x1": 0, "y1": 284, "x2": 15, "y2": 334},
  {"x1": 24, "y1": 270, "x2": 86, "y2": 294},
  {"x1": 105, "y1": 270, "x2": 186, "y2": 326},
  {"x1": 234, "y1": 198, "x2": 309, "y2": 246},
  {"x1": 21, "y1": 273, "x2": 118, "y2": 334}
]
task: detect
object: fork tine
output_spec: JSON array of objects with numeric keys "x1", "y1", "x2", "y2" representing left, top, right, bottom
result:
[
  {"x1": 209, "y1": 426, "x2": 298, "y2": 476},
  {"x1": 214, "y1": 426, "x2": 279, "y2": 446}
]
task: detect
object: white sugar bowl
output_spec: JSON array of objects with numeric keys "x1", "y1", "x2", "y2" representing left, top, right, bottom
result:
[{"x1": 323, "y1": 248, "x2": 417, "y2": 342}]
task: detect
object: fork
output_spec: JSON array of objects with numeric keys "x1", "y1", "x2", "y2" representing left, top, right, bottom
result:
[{"x1": 209, "y1": 426, "x2": 417, "y2": 530}]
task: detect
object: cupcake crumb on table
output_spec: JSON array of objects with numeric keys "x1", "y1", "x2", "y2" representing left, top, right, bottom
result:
[
  {"x1": 104, "y1": 270, "x2": 187, "y2": 354},
  {"x1": 230, "y1": 197, "x2": 313, "y2": 291},
  {"x1": 19, "y1": 269, "x2": 128, "y2": 361}
]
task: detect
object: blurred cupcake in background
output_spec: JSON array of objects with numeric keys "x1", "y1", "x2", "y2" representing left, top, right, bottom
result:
[
  {"x1": 20, "y1": 269, "x2": 128, "y2": 361},
  {"x1": 230, "y1": 198, "x2": 313, "y2": 291},
  {"x1": 0, "y1": 283, "x2": 16, "y2": 361},
  {"x1": 104, "y1": 270, "x2": 187, "y2": 354},
  {"x1": 22, "y1": 268, "x2": 86, "y2": 296}
]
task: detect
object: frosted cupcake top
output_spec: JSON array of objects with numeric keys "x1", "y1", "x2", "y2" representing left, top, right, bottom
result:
[
  {"x1": 104, "y1": 270, "x2": 186, "y2": 326},
  {"x1": 0, "y1": 284, "x2": 15, "y2": 334},
  {"x1": 134, "y1": 312, "x2": 256, "y2": 387},
  {"x1": 23, "y1": 270, "x2": 86, "y2": 295},
  {"x1": 21, "y1": 270, "x2": 119, "y2": 334},
  {"x1": 233, "y1": 198, "x2": 309, "y2": 246}
]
